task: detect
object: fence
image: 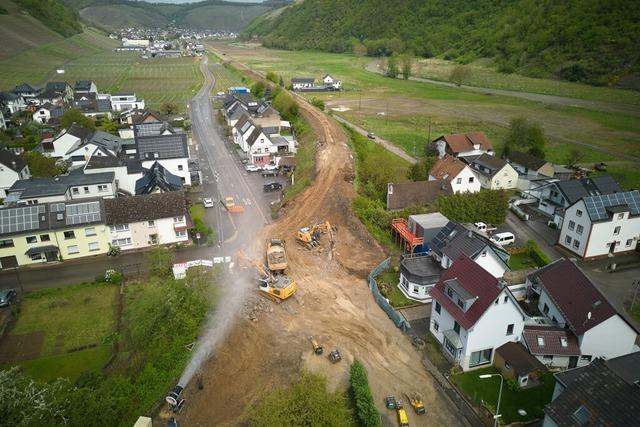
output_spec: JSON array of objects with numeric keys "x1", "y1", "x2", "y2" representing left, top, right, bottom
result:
[{"x1": 368, "y1": 258, "x2": 411, "y2": 331}]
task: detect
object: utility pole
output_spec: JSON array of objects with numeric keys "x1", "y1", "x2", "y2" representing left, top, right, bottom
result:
[{"x1": 427, "y1": 118, "x2": 432, "y2": 142}]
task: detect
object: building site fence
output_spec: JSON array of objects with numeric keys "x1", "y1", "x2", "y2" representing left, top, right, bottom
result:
[{"x1": 368, "y1": 258, "x2": 411, "y2": 332}]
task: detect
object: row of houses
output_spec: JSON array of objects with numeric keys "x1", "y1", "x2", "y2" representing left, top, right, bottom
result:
[{"x1": 291, "y1": 74, "x2": 342, "y2": 92}]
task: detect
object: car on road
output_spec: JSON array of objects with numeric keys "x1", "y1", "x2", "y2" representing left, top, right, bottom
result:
[
  {"x1": 245, "y1": 164, "x2": 261, "y2": 172},
  {"x1": 262, "y1": 169, "x2": 279, "y2": 178},
  {"x1": 367, "y1": 132, "x2": 376, "y2": 139},
  {"x1": 262, "y1": 164, "x2": 278, "y2": 171},
  {"x1": 263, "y1": 182, "x2": 283, "y2": 192},
  {"x1": 203, "y1": 198, "x2": 214, "y2": 208},
  {"x1": 0, "y1": 289, "x2": 17, "y2": 307}
]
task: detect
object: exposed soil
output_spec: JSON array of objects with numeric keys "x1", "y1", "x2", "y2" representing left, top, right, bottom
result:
[
  {"x1": 178, "y1": 49, "x2": 463, "y2": 426},
  {"x1": 0, "y1": 331, "x2": 44, "y2": 363}
]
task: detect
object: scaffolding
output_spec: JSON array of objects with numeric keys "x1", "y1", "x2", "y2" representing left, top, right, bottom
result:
[{"x1": 391, "y1": 218, "x2": 424, "y2": 253}]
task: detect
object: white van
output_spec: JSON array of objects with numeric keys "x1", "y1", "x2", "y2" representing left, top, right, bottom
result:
[{"x1": 490, "y1": 232, "x2": 515, "y2": 247}]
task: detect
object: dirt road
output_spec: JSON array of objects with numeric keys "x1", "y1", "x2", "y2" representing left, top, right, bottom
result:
[{"x1": 180, "y1": 49, "x2": 463, "y2": 426}]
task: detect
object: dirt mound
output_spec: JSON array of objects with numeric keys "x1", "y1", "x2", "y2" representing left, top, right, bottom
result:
[{"x1": 0, "y1": 331, "x2": 44, "y2": 363}]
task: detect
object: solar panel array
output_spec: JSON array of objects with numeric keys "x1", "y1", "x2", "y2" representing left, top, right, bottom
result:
[
  {"x1": 0, "y1": 205, "x2": 45, "y2": 234},
  {"x1": 584, "y1": 191, "x2": 640, "y2": 221},
  {"x1": 65, "y1": 201, "x2": 101, "y2": 225}
]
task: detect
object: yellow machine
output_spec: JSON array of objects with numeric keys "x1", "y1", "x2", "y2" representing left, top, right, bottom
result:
[
  {"x1": 236, "y1": 251, "x2": 297, "y2": 302},
  {"x1": 396, "y1": 404, "x2": 410, "y2": 427},
  {"x1": 296, "y1": 221, "x2": 333, "y2": 249},
  {"x1": 404, "y1": 393, "x2": 426, "y2": 415},
  {"x1": 222, "y1": 196, "x2": 244, "y2": 213},
  {"x1": 266, "y1": 239, "x2": 288, "y2": 273},
  {"x1": 309, "y1": 337, "x2": 323, "y2": 354}
]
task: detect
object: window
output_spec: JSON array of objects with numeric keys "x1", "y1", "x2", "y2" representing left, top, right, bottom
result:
[
  {"x1": 568, "y1": 220, "x2": 575, "y2": 230},
  {"x1": 503, "y1": 295, "x2": 508, "y2": 303},
  {"x1": 0, "y1": 239, "x2": 14, "y2": 248},
  {"x1": 72, "y1": 187, "x2": 79, "y2": 195},
  {"x1": 565, "y1": 235, "x2": 572, "y2": 245},
  {"x1": 110, "y1": 224, "x2": 129, "y2": 232},
  {"x1": 111, "y1": 237, "x2": 132, "y2": 247},
  {"x1": 178, "y1": 165, "x2": 184, "y2": 171},
  {"x1": 560, "y1": 337, "x2": 568, "y2": 347},
  {"x1": 63, "y1": 231, "x2": 75, "y2": 240},
  {"x1": 617, "y1": 213, "x2": 624, "y2": 220},
  {"x1": 580, "y1": 355, "x2": 592, "y2": 362},
  {"x1": 30, "y1": 253, "x2": 43, "y2": 261},
  {"x1": 614, "y1": 226, "x2": 621, "y2": 236},
  {"x1": 537, "y1": 336, "x2": 545, "y2": 346},
  {"x1": 175, "y1": 230, "x2": 186, "y2": 238},
  {"x1": 433, "y1": 320, "x2": 439, "y2": 332},
  {"x1": 444, "y1": 338, "x2": 457, "y2": 356},
  {"x1": 469, "y1": 349, "x2": 492, "y2": 367},
  {"x1": 506, "y1": 324, "x2": 514, "y2": 335},
  {"x1": 494, "y1": 298, "x2": 499, "y2": 305},
  {"x1": 576, "y1": 209, "x2": 583, "y2": 217},
  {"x1": 40, "y1": 234, "x2": 50, "y2": 242},
  {"x1": 468, "y1": 177, "x2": 474, "y2": 183},
  {"x1": 148, "y1": 220, "x2": 155, "y2": 227},
  {"x1": 173, "y1": 216, "x2": 184, "y2": 223},
  {"x1": 573, "y1": 239, "x2": 580, "y2": 249},
  {"x1": 446, "y1": 287, "x2": 453, "y2": 298},
  {"x1": 87, "y1": 242, "x2": 100, "y2": 252},
  {"x1": 552, "y1": 316, "x2": 558, "y2": 324},
  {"x1": 83, "y1": 186, "x2": 90, "y2": 194},
  {"x1": 26, "y1": 236, "x2": 37, "y2": 244},
  {"x1": 457, "y1": 298, "x2": 464, "y2": 309},
  {"x1": 504, "y1": 361, "x2": 511, "y2": 369},
  {"x1": 67, "y1": 245, "x2": 79, "y2": 254},
  {"x1": 576, "y1": 224, "x2": 584, "y2": 235},
  {"x1": 97, "y1": 184, "x2": 108, "y2": 193},
  {"x1": 456, "y1": 177, "x2": 462, "y2": 184},
  {"x1": 435, "y1": 302, "x2": 441, "y2": 315},
  {"x1": 543, "y1": 355, "x2": 554, "y2": 361},
  {"x1": 626, "y1": 239, "x2": 633, "y2": 247},
  {"x1": 85, "y1": 227, "x2": 96, "y2": 237},
  {"x1": 453, "y1": 321, "x2": 460, "y2": 334},
  {"x1": 412, "y1": 285, "x2": 420, "y2": 294},
  {"x1": 543, "y1": 303, "x2": 549, "y2": 315}
]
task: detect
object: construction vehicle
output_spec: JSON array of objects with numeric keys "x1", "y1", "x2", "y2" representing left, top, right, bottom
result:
[
  {"x1": 384, "y1": 396, "x2": 398, "y2": 410},
  {"x1": 396, "y1": 403, "x2": 410, "y2": 427},
  {"x1": 328, "y1": 349, "x2": 342, "y2": 363},
  {"x1": 404, "y1": 393, "x2": 426, "y2": 415},
  {"x1": 222, "y1": 196, "x2": 244, "y2": 213},
  {"x1": 310, "y1": 337, "x2": 323, "y2": 354},
  {"x1": 165, "y1": 385, "x2": 186, "y2": 413},
  {"x1": 266, "y1": 239, "x2": 287, "y2": 273},
  {"x1": 296, "y1": 220, "x2": 333, "y2": 249},
  {"x1": 236, "y1": 251, "x2": 297, "y2": 302}
]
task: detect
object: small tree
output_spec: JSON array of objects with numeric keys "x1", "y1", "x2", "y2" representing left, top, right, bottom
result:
[
  {"x1": 564, "y1": 148, "x2": 585, "y2": 168},
  {"x1": 266, "y1": 71, "x2": 278, "y2": 83},
  {"x1": 22, "y1": 151, "x2": 57, "y2": 177},
  {"x1": 97, "y1": 118, "x2": 119, "y2": 135},
  {"x1": 503, "y1": 116, "x2": 546, "y2": 159},
  {"x1": 400, "y1": 54, "x2": 412, "y2": 80},
  {"x1": 161, "y1": 102, "x2": 179, "y2": 115},
  {"x1": 145, "y1": 246, "x2": 172, "y2": 277},
  {"x1": 386, "y1": 55, "x2": 399, "y2": 78},
  {"x1": 251, "y1": 81, "x2": 266, "y2": 98},
  {"x1": 450, "y1": 65, "x2": 472, "y2": 86},
  {"x1": 278, "y1": 76, "x2": 284, "y2": 87},
  {"x1": 60, "y1": 108, "x2": 95, "y2": 129}
]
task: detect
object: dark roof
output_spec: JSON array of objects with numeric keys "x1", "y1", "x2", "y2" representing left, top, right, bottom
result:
[
  {"x1": 546, "y1": 358, "x2": 640, "y2": 426},
  {"x1": 13, "y1": 83, "x2": 37, "y2": 93},
  {"x1": 435, "y1": 132, "x2": 493, "y2": 153},
  {"x1": 522, "y1": 325, "x2": 581, "y2": 356},
  {"x1": 469, "y1": 153, "x2": 509, "y2": 178},
  {"x1": 495, "y1": 341, "x2": 546, "y2": 375},
  {"x1": 291, "y1": 78, "x2": 315, "y2": 83},
  {"x1": 429, "y1": 221, "x2": 509, "y2": 264},
  {"x1": 85, "y1": 155, "x2": 123, "y2": 169},
  {"x1": 45, "y1": 82, "x2": 70, "y2": 93},
  {"x1": 386, "y1": 181, "x2": 451, "y2": 210},
  {"x1": 112, "y1": 92, "x2": 135, "y2": 97},
  {"x1": 605, "y1": 351, "x2": 640, "y2": 385},
  {"x1": 0, "y1": 149, "x2": 27, "y2": 172},
  {"x1": 104, "y1": 192, "x2": 186, "y2": 224},
  {"x1": 507, "y1": 151, "x2": 548, "y2": 171},
  {"x1": 555, "y1": 175, "x2": 620, "y2": 204},
  {"x1": 400, "y1": 254, "x2": 442, "y2": 285},
  {"x1": 135, "y1": 161, "x2": 182, "y2": 194},
  {"x1": 65, "y1": 124, "x2": 94, "y2": 141},
  {"x1": 430, "y1": 255, "x2": 504, "y2": 330},
  {"x1": 9, "y1": 172, "x2": 114, "y2": 198},
  {"x1": 37, "y1": 89, "x2": 63, "y2": 100},
  {"x1": 0, "y1": 91, "x2": 22, "y2": 102},
  {"x1": 134, "y1": 122, "x2": 188, "y2": 160},
  {"x1": 527, "y1": 259, "x2": 622, "y2": 336},
  {"x1": 74, "y1": 80, "x2": 94, "y2": 91},
  {"x1": 581, "y1": 190, "x2": 640, "y2": 222},
  {"x1": 246, "y1": 126, "x2": 265, "y2": 147}
]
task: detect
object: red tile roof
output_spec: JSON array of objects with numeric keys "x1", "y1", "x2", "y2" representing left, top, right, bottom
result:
[
  {"x1": 429, "y1": 155, "x2": 467, "y2": 182},
  {"x1": 430, "y1": 254, "x2": 504, "y2": 330},
  {"x1": 522, "y1": 325, "x2": 581, "y2": 356},
  {"x1": 436, "y1": 132, "x2": 493, "y2": 154}
]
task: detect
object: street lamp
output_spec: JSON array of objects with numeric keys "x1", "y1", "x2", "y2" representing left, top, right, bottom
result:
[{"x1": 479, "y1": 373, "x2": 504, "y2": 427}]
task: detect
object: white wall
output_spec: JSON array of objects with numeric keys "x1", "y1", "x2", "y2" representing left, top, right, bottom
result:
[
  {"x1": 441, "y1": 247, "x2": 507, "y2": 278},
  {"x1": 558, "y1": 200, "x2": 590, "y2": 257},
  {"x1": 156, "y1": 216, "x2": 188, "y2": 245},
  {"x1": 579, "y1": 315, "x2": 637, "y2": 360},
  {"x1": 68, "y1": 181, "x2": 116, "y2": 200},
  {"x1": 399, "y1": 272, "x2": 435, "y2": 302},
  {"x1": 32, "y1": 108, "x2": 51, "y2": 124},
  {"x1": 141, "y1": 158, "x2": 190, "y2": 186},
  {"x1": 585, "y1": 213, "x2": 640, "y2": 259},
  {"x1": 83, "y1": 166, "x2": 140, "y2": 196},
  {"x1": 533, "y1": 354, "x2": 571, "y2": 370},
  {"x1": 536, "y1": 288, "x2": 567, "y2": 327},
  {"x1": 450, "y1": 167, "x2": 481, "y2": 194},
  {"x1": 0, "y1": 167, "x2": 23, "y2": 198},
  {"x1": 490, "y1": 164, "x2": 519, "y2": 190},
  {"x1": 430, "y1": 301, "x2": 467, "y2": 365},
  {"x1": 51, "y1": 133, "x2": 80, "y2": 158}
]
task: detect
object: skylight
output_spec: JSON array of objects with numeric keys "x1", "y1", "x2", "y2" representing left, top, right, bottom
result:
[
  {"x1": 573, "y1": 405, "x2": 591, "y2": 425},
  {"x1": 560, "y1": 337, "x2": 568, "y2": 347},
  {"x1": 537, "y1": 336, "x2": 545, "y2": 346}
]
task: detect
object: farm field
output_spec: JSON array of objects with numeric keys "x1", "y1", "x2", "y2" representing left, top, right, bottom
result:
[
  {"x1": 210, "y1": 42, "x2": 640, "y2": 189},
  {"x1": 207, "y1": 56, "x2": 246, "y2": 94}
]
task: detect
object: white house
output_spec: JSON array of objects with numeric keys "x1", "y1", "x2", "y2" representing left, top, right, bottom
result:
[
  {"x1": 468, "y1": 153, "x2": 519, "y2": 190},
  {"x1": 557, "y1": 191, "x2": 640, "y2": 259},
  {"x1": 133, "y1": 122, "x2": 190, "y2": 186},
  {"x1": 0, "y1": 150, "x2": 31, "y2": 198},
  {"x1": 63, "y1": 130, "x2": 122, "y2": 166},
  {"x1": 48, "y1": 125, "x2": 94, "y2": 158},
  {"x1": 429, "y1": 255, "x2": 526, "y2": 371},
  {"x1": 291, "y1": 78, "x2": 315, "y2": 90},
  {"x1": 428, "y1": 155, "x2": 481, "y2": 194},
  {"x1": 522, "y1": 325, "x2": 581, "y2": 370},
  {"x1": 323, "y1": 74, "x2": 342, "y2": 90},
  {"x1": 433, "y1": 132, "x2": 494, "y2": 159},
  {"x1": 524, "y1": 258, "x2": 638, "y2": 368},
  {"x1": 398, "y1": 253, "x2": 441, "y2": 302},
  {"x1": 0, "y1": 91, "x2": 26, "y2": 114},
  {"x1": 0, "y1": 110, "x2": 6, "y2": 130},
  {"x1": 6, "y1": 172, "x2": 116, "y2": 205},
  {"x1": 247, "y1": 127, "x2": 276, "y2": 166},
  {"x1": 75, "y1": 80, "x2": 98, "y2": 95},
  {"x1": 12, "y1": 83, "x2": 39, "y2": 100},
  {"x1": 32, "y1": 103, "x2": 65, "y2": 124},
  {"x1": 104, "y1": 192, "x2": 189, "y2": 250},
  {"x1": 45, "y1": 81, "x2": 74, "y2": 104},
  {"x1": 110, "y1": 93, "x2": 145, "y2": 112}
]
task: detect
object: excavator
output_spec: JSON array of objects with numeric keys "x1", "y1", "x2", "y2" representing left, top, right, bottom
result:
[
  {"x1": 236, "y1": 251, "x2": 297, "y2": 302},
  {"x1": 296, "y1": 220, "x2": 334, "y2": 249},
  {"x1": 266, "y1": 239, "x2": 287, "y2": 273},
  {"x1": 404, "y1": 392, "x2": 426, "y2": 415}
]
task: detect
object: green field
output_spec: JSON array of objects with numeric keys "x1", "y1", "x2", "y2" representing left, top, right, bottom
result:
[{"x1": 208, "y1": 57, "x2": 246, "y2": 93}]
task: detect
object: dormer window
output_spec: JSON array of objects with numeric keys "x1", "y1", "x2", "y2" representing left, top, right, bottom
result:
[
  {"x1": 446, "y1": 287, "x2": 453, "y2": 298},
  {"x1": 457, "y1": 298, "x2": 464, "y2": 309}
]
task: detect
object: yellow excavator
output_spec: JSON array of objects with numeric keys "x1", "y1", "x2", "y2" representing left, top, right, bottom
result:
[
  {"x1": 266, "y1": 239, "x2": 287, "y2": 273},
  {"x1": 296, "y1": 221, "x2": 333, "y2": 249},
  {"x1": 404, "y1": 392, "x2": 426, "y2": 415},
  {"x1": 236, "y1": 251, "x2": 297, "y2": 302}
]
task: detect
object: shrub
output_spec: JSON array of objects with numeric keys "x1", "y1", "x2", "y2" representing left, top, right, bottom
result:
[
  {"x1": 350, "y1": 360, "x2": 381, "y2": 427},
  {"x1": 526, "y1": 240, "x2": 551, "y2": 266},
  {"x1": 310, "y1": 98, "x2": 325, "y2": 111},
  {"x1": 435, "y1": 190, "x2": 509, "y2": 224}
]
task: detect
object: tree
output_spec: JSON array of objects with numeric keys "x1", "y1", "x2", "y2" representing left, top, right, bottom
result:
[
  {"x1": 400, "y1": 54, "x2": 412, "y2": 80},
  {"x1": 251, "y1": 81, "x2": 266, "y2": 98},
  {"x1": 449, "y1": 65, "x2": 472, "y2": 86},
  {"x1": 145, "y1": 246, "x2": 173, "y2": 277},
  {"x1": 97, "y1": 118, "x2": 119, "y2": 135},
  {"x1": 386, "y1": 55, "x2": 399, "y2": 78},
  {"x1": 503, "y1": 117, "x2": 546, "y2": 159},
  {"x1": 161, "y1": 102, "x2": 179, "y2": 115},
  {"x1": 278, "y1": 76, "x2": 284, "y2": 87},
  {"x1": 22, "y1": 151, "x2": 57, "y2": 177},
  {"x1": 564, "y1": 148, "x2": 585, "y2": 168},
  {"x1": 60, "y1": 108, "x2": 95, "y2": 129},
  {"x1": 407, "y1": 155, "x2": 437, "y2": 181},
  {"x1": 266, "y1": 71, "x2": 278, "y2": 83}
]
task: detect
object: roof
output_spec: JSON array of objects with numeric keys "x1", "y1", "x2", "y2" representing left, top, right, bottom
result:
[
  {"x1": 581, "y1": 190, "x2": 640, "y2": 222},
  {"x1": 0, "y1": 149, "x2": 26, "y2": 172},
  {"x1": 65, "y1": 124, "x2": 94, "y2": 141},
  {"x1": 291, "y1": 78, "x2": 315, "y2": 83},
  {"x1": 0, "y1": 91, "x2": 22, "y2": 102},
  {"x1": 104, "y1": 192, "x2": 186, "y2": 224},
  {"x1": 468, "y1": 153, "x2": 509, "y2": 178},
  {"x1": 134, "y1": 122, "x2": 188, "y2": 160},
  {"x1": 435, "y1": 132, "x2": 493, "y2": 154},
  {"x1": 430, "y1": 255, "x2": 504, "y2": 329},
  {"x1": 135, "y1": 161, "x2": 182, "y2": 194},
  {"x1": 68, "y1": 130, "x2": 122, "y2": 156},
  {"x1": 605, "y1": 351, "x2": 640, "y2": 385},
  {"x1": 429, "y1": 155, "x2": 468, "y2": 182},
  {"x1": 555, "y1": 175, "x2": 620, "y2": 204},
  {"x1": 74, "y1": 80, "x2": 94, "y2": 91},
  {"x1": 430, "y1": 221, "x2": 509, "y2": 265},
  {"x1": 13, "y1": 83, "x2": 37, "y2": 93},
  {"x1": 522, "y1": 325, "x2": 581, "y2": 356},
  {"x1": 112, "y1": 92, "x2": 135, "y2": 97},
  {"x1": 507, "y1": 151, "x2": 548, "y2": 171},
  {"x1": 9, "y1": 172, "x2": 114, "y2": 199},
  {"x1": 37, "y1": 89, "x2": 63, "y2": 100},
  {"x1": 45, "y1": 82, "x2": 70, "y2": 92},
  {"x1": 546, "y1": 358, "x2": 640, "y2": 426},
  {"x1": 85, "y1": 155, "x2": 123, "y2": 169},
  {"x1": 386, "y1": 181, "x2": 451, "y2": 210},
  {"x1": 246, "y1": 126, "x2": 266, "y2": 147},
  {"x1": 400, "y1": 254, "x2": 442, "y2": 285},
  {"x1": 495, "y1": 341, "x2": 546, "y2": 375},
  {"x1": 527, "y1": 259, "x2": 623, "y2": 336}
]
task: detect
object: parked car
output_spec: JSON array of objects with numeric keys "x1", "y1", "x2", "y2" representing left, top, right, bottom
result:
[
  {"x1": 262, "y1": 164, "x2": 278, "y2": 171},
  {"x1": 367, "y1": 132, "x2": 376, "y2": 139},
  {"x1": 245, "y1": 164, "x2": 261, "y2": 172},
  {"x1": 263, "y1": 182, "x2": 283, "y2": 192},
  {"x1": 262, "y1": 169, "x2": 279, "y2": 178},
  {"x1": 0, "y1": 289, "x2": 17, "y2": 307},
  {"x1": 490, "y1": 232, "x2": 516, "y2": 247},
  {"x1": 203, "y1": 198, "x2": 214, "y2": 208}
]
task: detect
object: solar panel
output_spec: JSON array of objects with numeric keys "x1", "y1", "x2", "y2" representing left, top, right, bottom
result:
[
  {"x1": 0, "y1": 205, "x2": 43, "y2": 234},
  {"x1": 65, "y1": 201, "x2": 101, "y2": 225},
  {"x1": 583, "y1": 191, "x2": 640, "y2": 221}
]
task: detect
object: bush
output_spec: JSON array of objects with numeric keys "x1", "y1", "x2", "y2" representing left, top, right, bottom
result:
[
  {"x1": 350, "y1": 360, "x2": 381, "y2": 427},
  {"x1": 266, "y1": 71, "x2": 278, "y2": 83},
  {"x1": 435, "y1": 190, "x2": 509, "y2": 224},
  {"x1": 526, "y1": 240, "x2": 551, "y2": 266},
  {"x1": 310, "y1": 98, "x2": 325, "y2": 111}
]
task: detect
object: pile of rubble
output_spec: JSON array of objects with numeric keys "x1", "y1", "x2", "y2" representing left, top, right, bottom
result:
[{"x1": 243, "y1": 295, "x2": 273, "y2": 322}]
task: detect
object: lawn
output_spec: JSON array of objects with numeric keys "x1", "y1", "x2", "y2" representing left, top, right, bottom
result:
[
  {"x1": 452, "y1": 366, "x2": 555, "y2": 424},
  {"x1": 509, "y1": 252, "x2": 542, "y2": 270},
  {"x1": 189, "y1": 203, "x2": 206, "y2": 222},
  {"x1": 378, "y1": 270, "x2": 415, "y2": 308},
  {"x1": 18, "y1": 345, "x2": 111, "y2": 382}
]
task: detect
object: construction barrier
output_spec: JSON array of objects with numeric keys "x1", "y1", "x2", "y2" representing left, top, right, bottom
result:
[{"x1": 368, "y1": 258, "x2": 411, "y2": 332}]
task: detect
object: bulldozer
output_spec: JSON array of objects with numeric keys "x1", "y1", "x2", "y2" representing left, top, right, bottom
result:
[
  {"x1": 404, "y1": 393, "x2": 426, "y2": 415},
  {"x1": 266, "y1": 239, "x2": 287, "y2": 273},
  {"x1": 296, "y1": 221, "x2": 333, "y2": 250},
  {"x1": 236, "y1": 251, "x2": 297, "y2": 302}
]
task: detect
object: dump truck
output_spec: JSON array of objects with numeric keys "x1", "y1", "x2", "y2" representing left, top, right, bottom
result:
[
  {"x1": 236, "y1": 251, "x2": 297, "y2": 302},
  {"x1": 266, "y1": 239, "x2": 287, "y2": 273},
  {"x1": 396, "y1": 404, "x2": 410, "y2": 427},
  {"x1": 296, "y1": 221, "x2": 333, "y2": 249},
  {"x1": 404, "y1": 393, "x2": 426, "y2": 415},
  {"x1": 222, "y1": 196, "x2": 244, "y2": 213},
  {"x1": 310, "y1": 337, "x2": 323, "y2": 354}
]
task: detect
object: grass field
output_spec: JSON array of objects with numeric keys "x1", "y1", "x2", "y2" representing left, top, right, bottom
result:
[
  {"x1": 208, "y1": 56, "x2": 246, "y2": 94},
  {"x1": 378, "y1": 270, "x2": 414, "y2": 308}
]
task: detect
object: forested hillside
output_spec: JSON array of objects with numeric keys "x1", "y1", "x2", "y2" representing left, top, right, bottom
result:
[
  {"x1": 16, "y1": 0, "x2": 82, "y2": 37},
  {"x1": 242, "y1": 0, "x2": 640, "y2": 87}
]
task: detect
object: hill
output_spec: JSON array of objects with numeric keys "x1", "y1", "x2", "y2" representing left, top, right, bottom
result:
[{"x1": 242, "y1": 0, "x2": 640, "y2": 87}]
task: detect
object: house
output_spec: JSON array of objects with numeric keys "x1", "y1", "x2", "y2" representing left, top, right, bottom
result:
[
  {"x1": 47, "y1": 124, "x2": 94, "y2": 158},
  {"x1": 111, "y1": 93, "x2": 145, "y2": 112},
  {"x1": 428, "y1": 155, "x2": 481, "y2": 194},
  {"x1": 45, "y1": 81, "x2": 74, "y2": 103},
  {"x1": 386, "y1": 181, "x2": 451, "y2": 210},
  {"x1": 6, "y1": 172, "x2": 116, "y2": 205},
  {"x1": 0, "y1": 91, "x2": 26, "y2": 114},
  {"x1": 35, "y1": 89, "x2": 65, "y2": 107},
  {"x1": 12, "y1": 83, "x2": 39, "y2": 100},
  {"x1": 408, "y1": 213, "x2": 450, "y2": 251},
  {"x1": 64, "y1": 130, "x2": 123, "y2": 166},
  {"x1": 322, "y1": 74, "x2": 342, "y2": 90},
  {"x1": 118, "y1": 109, "x2": 161, "y2": 125},
  {"x1": 0, "y1": 111, "x2": 5, "y2": 130},
  {"x1": 32, "y1": 103, "x2": 65, "y2": 124},
  {"x1": 557, "y1": 190, "x2": 640, "y2": 259},
  {"x1": 429, "y1": 255, "x2": 526, "y2": 371},
  {"x1": 75, "y1": 80, "x2": 98, "y2": 95},
  {"x1": 133, "y1": 122, "x2": 190, "y2": 186},
  {"x1": 81, "y1": 155, "x2": 142, "y2": 196},
  {"x1": 0, "y1": 199, "x2": 110, "y2": 268},
  {"x1": 433, "y1": 132, "x2": 494, "y2": 159},
  {"x1": 104, "y1": 192, "x2": 189, "y2": 250},
  {"x1": 494, "y1": 341, "x2": 546, "y2": 388},
  {"x1": 522, "y1": 325, "x2": 582, "y2": 370},
  {"x1": 398, "y1": 253, "x2": 441, "y2": 302},
  {"x1": 135, "y1": 161, "x2": 182, "y2": 195},
  {"x1": 72, "y1": 93, "x2": 112, "y2": 119},
  {"x1": 506, "y1": 151, "x2": 554, "y2": 179},
  {"x1": 525, "y1": 259, "x2": 638, "y2": 367},
  {"x1": 543, "y1": 354, "x2": 640, "y2": 427},
  {"x1": 291, "y1": 78, "x2": 315, "y2": 90},
  {"x1": 0, "y1": 150, "x2": 31, "y2": 198},
  {"x1": 429, "y1": 221, "x2": 511, "y2": 278},
  {"x1": 468, "y1": 153, "x2": 519, "y2": 190}
]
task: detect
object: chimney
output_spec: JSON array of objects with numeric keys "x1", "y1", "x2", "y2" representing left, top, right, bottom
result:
[{"x1": 11, "y1": 161, "x2": 17, "y2": 169}]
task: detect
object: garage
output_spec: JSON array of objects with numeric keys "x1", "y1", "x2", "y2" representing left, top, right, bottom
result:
[{"x1": 0, "y1": 256, "x2": 18, "y2": 269}]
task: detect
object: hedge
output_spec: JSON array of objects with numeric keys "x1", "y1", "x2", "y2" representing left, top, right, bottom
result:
[
  {"x1": 350, "y1": 360, "x2": 381, "y2": 427},
  {"x1": 526, "y1": 240, "x2": 551, "y2": 266}
]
